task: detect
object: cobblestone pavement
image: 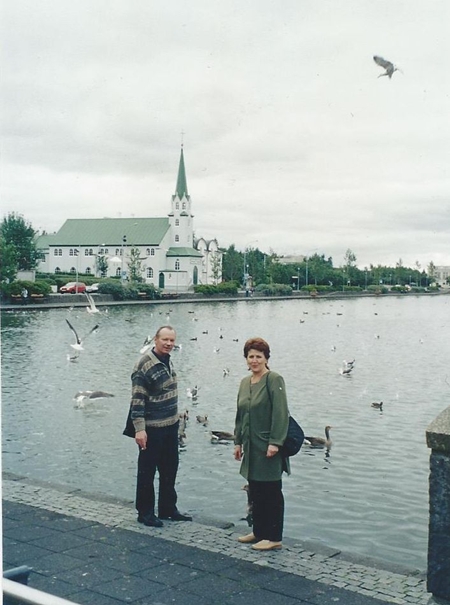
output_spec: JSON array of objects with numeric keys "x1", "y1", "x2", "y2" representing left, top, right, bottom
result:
[{"x1": 3, "y1": 476, "x2": 432, "y2": 605}]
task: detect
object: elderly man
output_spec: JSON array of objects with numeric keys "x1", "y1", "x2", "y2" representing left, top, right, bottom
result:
[{"x1": 130, "y1": 325, "x2": 192, "y2": 527}]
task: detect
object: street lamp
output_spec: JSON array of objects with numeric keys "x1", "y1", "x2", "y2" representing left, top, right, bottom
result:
[
  {"x1": 121, "y1": 235, "x2": 127, "y2": 283},
  {"x1": 74, "y1": 247, "x2": 80, "y2": 292},
  {"x1": 297, "y1": 267, "x2": 300, "y2": 291},
  {"x1": 305, "y1": 259, "x2": 309, "y2": 288}
]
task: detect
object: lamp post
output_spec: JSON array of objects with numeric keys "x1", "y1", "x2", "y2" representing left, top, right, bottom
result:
[
  {"x1": 297, "y1": 267, "x2": 300, "y2": 291},
  {"x1": 121, "y1": 235, "x2": 127, "y2": 283},
  {"x1": 75, "y1": 247, "x2": 80, "y2": 293},
  {"x1": 305, "y1": 259, "x2": 309, "y2": 288},
  {"x1": 365, "y1": 270, "x2": 368, "y2": 291}
]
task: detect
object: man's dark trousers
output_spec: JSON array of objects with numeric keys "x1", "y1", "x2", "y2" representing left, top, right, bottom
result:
[{"x1": 136, "y1": 422, "x2": 179, "y2": 517}]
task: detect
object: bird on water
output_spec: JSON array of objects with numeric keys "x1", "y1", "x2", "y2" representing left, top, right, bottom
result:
[{"x1": 304, "y1": 426, "x2": 332, "y2": 449}]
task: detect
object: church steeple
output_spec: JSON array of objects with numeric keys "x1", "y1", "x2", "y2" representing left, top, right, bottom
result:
[{"x1": 173, "y1": 145, "x2": 189, "y2": 200}]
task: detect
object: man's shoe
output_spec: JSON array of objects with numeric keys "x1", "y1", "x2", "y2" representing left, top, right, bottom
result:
[
  {"x1": 159, "y1": 510, "x2": 192, "y2": 521},
  {"x1": 238, "y1": 533, "x2": 257, "y2": 543},
  {"x1": 252, "y1": 540, "x2": 282, "y2": 551},
  {"x1": 137, "y1": 513, "x2": 164, "y2": 528}
]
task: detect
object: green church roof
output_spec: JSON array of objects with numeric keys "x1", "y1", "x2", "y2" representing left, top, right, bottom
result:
[
  {"x1": 51, "y1": 218, "x2": 170, "y2": 246},
  {"x1": 166, "y1": 247, "x2": 203, "y2": 258},
  {"x1": 173, "y1": 146, "x2": 189, "y2": 200}
]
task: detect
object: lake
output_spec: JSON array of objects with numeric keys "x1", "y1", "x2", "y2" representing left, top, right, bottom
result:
[{"x1": 2, "y1": 294, "x2": 450, "y2": 570}]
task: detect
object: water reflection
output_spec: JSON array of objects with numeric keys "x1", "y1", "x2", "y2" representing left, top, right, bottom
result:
[{"x1": 2, "y1": 295, "x2": 450, "y2": 570}]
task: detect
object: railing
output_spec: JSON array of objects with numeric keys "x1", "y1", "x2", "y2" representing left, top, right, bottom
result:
[
  {"x1": 3, "y1": 567, "x2": 79, "y2": 605},
  {"x1": 426, "y1": 405, "x2": 450, "y2": 601}
]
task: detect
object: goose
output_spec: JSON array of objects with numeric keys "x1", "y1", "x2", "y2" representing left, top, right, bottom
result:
[
  {"x1": 196, "y1": 414, "x2": 208, "y2": 424},
  {"x1": 304, "y1": 426, "x2": 332, "y2": 448},
  {"x1": 211, "y1": 430, "x2": 235, "y2": 441},
  {"x1": 371, "y1": 401, "x2": 383, "y2": 410},
  {"x1": 66, "y1": 319, "x2": 99, "y2": 351}
]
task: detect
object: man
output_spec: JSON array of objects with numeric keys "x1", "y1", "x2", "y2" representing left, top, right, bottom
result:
[{"x1": 130, "y1": 325, "x2": 192, "y2": 527}]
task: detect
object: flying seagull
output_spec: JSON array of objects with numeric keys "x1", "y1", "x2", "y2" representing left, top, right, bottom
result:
[
  {"x1": 66, "y1": 319, "x2": 99, "y2": 351},
  {"x1": 373, "y1": 55, "x2": 401, "y2": 78},
  {"x1": 85, "y1": 292, "x2": 100, "y2": 314}
]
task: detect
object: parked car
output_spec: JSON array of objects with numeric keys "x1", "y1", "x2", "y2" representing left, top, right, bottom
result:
[
  {"x1": 60, "y1": 282, "x2": 87, "y2": 294},
  {"x1": 86, "y1": 283, "x2": 99, "y2": 293}
]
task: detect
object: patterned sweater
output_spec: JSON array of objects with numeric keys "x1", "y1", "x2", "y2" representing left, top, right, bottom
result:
[{"x1": 130, "y1": 350, "x2": 178, "y2": 431}]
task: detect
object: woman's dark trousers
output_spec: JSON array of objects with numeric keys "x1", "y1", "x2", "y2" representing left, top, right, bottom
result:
[
  {"x1": 136, "y1": 422, "x2": 179, "y2": 517},
  {"x1": 248, "y1": 479, "x2": 284, "y2": 542}
]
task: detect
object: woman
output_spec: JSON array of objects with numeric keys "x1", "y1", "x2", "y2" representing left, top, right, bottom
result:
[{"x1": 234, "y1": 337, "x2": 289, "y2": 551}]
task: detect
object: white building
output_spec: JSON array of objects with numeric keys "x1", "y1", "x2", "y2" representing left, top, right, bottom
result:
[{"x1": 36, "y1": 147, "x2": 222, "y2": 292}]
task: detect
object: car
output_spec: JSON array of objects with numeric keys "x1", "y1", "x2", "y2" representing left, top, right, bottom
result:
[
  {"x1": 60, "y1": 282, "x2": 87, "y2": 294},
  {"x1": 86, "y1": 283, "x2": 99, "y2": 293}
]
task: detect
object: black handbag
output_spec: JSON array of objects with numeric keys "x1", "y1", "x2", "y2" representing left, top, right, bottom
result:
[
  {"x1": 266, "y1": 372, "x2": 304, "y2": 457},
  {"x1": 281, "y1": 416, "x2": 304, "y2": 457},
  {"x1": 123, "y1": 407, "x2": 135, "y2": 438}
]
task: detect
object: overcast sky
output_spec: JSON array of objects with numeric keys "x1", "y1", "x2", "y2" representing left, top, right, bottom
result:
[{"x1": 2, "y1": 0, "x2": 449, "y2": 268}]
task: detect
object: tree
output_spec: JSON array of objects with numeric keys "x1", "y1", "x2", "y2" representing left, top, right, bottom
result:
[
  {"x1": 96, "y1": 255, "x2": 108, "y2": 278},
  {"x1": 0, "y1": 233, "x2": 18, "y2": 282},
  {"x1": 210, "y1": 252, "x2": 221, "y2": 284},
  {"x1": 427, "y1": 261, "x2": 436, "y2": 285},
  {"x1": 1, "y1": 212, "x2": 38, "y2": 271},
  {"x1": 222, "y1": 244, "x2": 243, "y2": 282},
  {"x1": 128, "y1": 247, "x2": 144, "y2": 282}
]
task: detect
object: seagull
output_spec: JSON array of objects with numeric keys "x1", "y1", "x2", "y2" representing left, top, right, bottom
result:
[
  {"x1": 66, "y1": 319, "x2": 99, "y2": 351},
  {"x1": 140, "y1": 335, "x2": 154, "y2": 354},
  {"x1": 74, "y1": 390, "x2": 115, "y2": 401},
  {"x1": 66, "y1": 352, "x2": 79, "y2": 363},
  {"x1": 223, "y1": 368, "x2": 230, "y2": 377},
  {"x1": 339, "y1": 362, "x2": 353, "y2": 376},
  {"x1": 85, "y1": 292, "x2": 99, "y2": 314},
  {"x1": 373, "y1": 55, "x2": 401, "y2": 79},
  {"x1": 187, "y1": 386, "x2": 199, "y2": 399},
  {"x1": 213, "y1": 347, "x2": 220, "y2": 353}
]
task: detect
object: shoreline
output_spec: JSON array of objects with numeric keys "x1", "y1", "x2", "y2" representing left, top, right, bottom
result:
[{"x1": 1, "y1": 288, "x2": 449, "y2": 312}]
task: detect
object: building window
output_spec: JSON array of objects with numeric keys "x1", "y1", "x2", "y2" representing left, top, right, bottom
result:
[
  {"x1": 116, "y1": 248, "x2": 120, "y2": 255},
  {"x1": 175, "y1": 219, "x2": 179, "y2": 226},
  {"x1": 120, "y1": 249, "x2": 123, "y2": 256},
  {"x1": 54, "y1": 249, "x2": 58, "y2": 256},
  {"x1": 116, "y1": 267, "x2": 121, "y2": 277},
  {"x1": 69, "y1": 249, "x2": 74, "y2": 256},
  {"x1": 84, "y1": 249, "x2": 89, "y2": 256},
  {"x1": 175, "y1": 259, "x2": 180, "y2": 271},
  {"x1": 89, "y1": 248, "x2": 93, "y2": 255},
  {"x1": 70, "y1": 267, "x2": 76, "y2": 274},
  {"x1": 176, "y1": 202, "x2": 179, "y2": 209},
  {"x1": 54, "y1": 249, "x2": 62, "y2": 256},
  {"x1": 182, "y1": 202, "x2": 186, "y2": 209},
  {"x1": 99, "y1": 248, "x2": 104, "y2": 255},
  {"x1": 151, "y1": 248, "x2": 155, "y2": 256},
  {"x1": 175, "y1": 235, "x2": 179, "y2": 242},
  {"x1": 147, "y1": 267, "x2": 154, "y2": 278},
  {"x1": 146, "y1": 248, "x2": 150, "y2": 256},
  {"x1": 104, "y1": 248, "x2": 109, "y2": 254},
  {"x1": 86, "y1": 267, "x2": 91, "y2": 274},
  {"x1": 55, "y1": 267, "x2": 61, "y2": 273}
]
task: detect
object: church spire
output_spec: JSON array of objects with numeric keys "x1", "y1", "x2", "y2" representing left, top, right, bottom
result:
[{"x1": 174, "y1": 145, "x2": 189, "y2": 200}]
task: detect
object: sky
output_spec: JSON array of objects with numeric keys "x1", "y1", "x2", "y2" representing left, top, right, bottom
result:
[{"x1": 2, "y1": 0, "x2": 450, "y2": 269}]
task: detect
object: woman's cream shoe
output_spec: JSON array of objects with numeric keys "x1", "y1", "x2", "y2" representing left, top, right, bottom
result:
[
  {"x1": 252, "y1": 540, "x2": 282, "y2": 551},
  {"x1": 238, "y1": 533, "x2": 256, "y2": 543}
]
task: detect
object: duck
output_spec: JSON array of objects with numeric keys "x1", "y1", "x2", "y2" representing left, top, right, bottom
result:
[
  {"x1": 304, "y1": 426, "x2": 332, "y2": 448},
  {"x1": 196, "y1": 414, "x2": 208, "y2": 424},
  {"x1": 371, "y1": 401, "x2": 383, "y2": 410},
  {"x1": 210, "y1": 430, "x2": 235, "y2": 442}
]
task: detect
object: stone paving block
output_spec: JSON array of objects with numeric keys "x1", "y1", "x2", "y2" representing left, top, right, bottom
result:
[
  {"x1": 217, "y1": 559, "x2": 286, "y2": 586},
  {"x1": 2, "y1": 538, "x2": 53, "y2": 565},
  {"x1": 133, "y1": 586, "x2": 215, "y2": 605},
  {"x1": 139, "y1": 562, "x2": 203, "y2": 587},
  {"x1": 28, "y1": 572, "x2": 80, "y2": 598},
  {"x1": 3, "y1": 524, "x2": 62, "y2": 543},
  {"x1": 56, "y1": 562, "x2": 124, "y2": 589},
  {"x1": 32, "y1": 551, "x2": 89, "y2": 575},
  {"x1": 27, "y1": 530, "x2": 93, "y2": 553},
  {"x1": 68, "y1": 588, "x2": 138, "y2": 605},
  {"x1": 91, "y1": 574, "x2": 166, "y2": 601}
]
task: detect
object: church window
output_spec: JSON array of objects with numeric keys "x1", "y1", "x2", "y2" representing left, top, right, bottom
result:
[
  {"x1": 69, "y1": 249, "x2": 74, "y2": 256},
  {"x1": 150, "y1": 248, "x2": 155, "y2": 256},
  {"x1": 70, "y1": 267, "x2": 76, "y2": 274},
  {"x1": 176, "y1": 202, "x2": 179, "y2": 209},
  {"x1": 99, "y1": 248, "x2": 104, "y2": 254},
  {"x1": 182, "y1": 202, "x2": 186, "y2": 209},
  {"x1": 115, "y1": 267, "x2": 121, "y2": 277},
  {"x1": 147, "y1": 267, "x2": 154, "y2": 278},
  {"x1": 104, "y1": 248, "x2": 109, "y2": 254},
  {"x1": 175, "y1": 219, "x2": 179, "y2": 226},
  {"x1": 175, "y1": 259, "x2": 180, "y2": 271},
  {"x1": 116, "y1": 248, "x2": 120, "y2": 255},
  {"x1": 86, "y1": 267, "x2": 91, "y2": 274},
  {"x1": 84, "y1": 249, "x2": 89, "y2": 256},
  {"x1": 146, "y1": 248, "x2": 150, "y2": 255},
  {"x1": 175, "y1": 235, "x2": 179, "y2": 242},
  {"x1": 55, "y1": 267, "x2": 61, "y2": 273},
  {"x1": 89, "y1": 248, "x2": 93, "y2": 255}
]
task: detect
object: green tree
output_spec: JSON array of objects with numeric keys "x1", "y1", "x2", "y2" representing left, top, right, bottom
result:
[
  {"x1": 1, "y1": 212, "x2": 39, "y2": 271},
  {"x1": 222, "y1": 244, "x2": 243, "y2": 282},
  {"x1": 0, "y1": 233, "x2": 18, "y2": 282},
  {"x1": 96, "y1": 255, "x2": 108, "y2": 278},
  {"x1": 128, "y1": 247, "x2": 144, "y2": 282},
  {"x1": 427, "y1": 261, "x2": 436, "y2": 285}
]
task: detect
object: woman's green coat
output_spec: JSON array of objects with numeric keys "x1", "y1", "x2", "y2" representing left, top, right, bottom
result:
[{"x1": 234, "y1": 371, "x2": 290, "y2": 481}]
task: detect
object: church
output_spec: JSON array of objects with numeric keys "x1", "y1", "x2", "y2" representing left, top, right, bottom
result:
[{"x1": 37, "y1": 147, "x2": 222, "y2": 293}]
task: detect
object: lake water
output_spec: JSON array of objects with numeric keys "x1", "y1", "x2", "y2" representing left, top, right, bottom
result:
[{"x1": 2, "y1": 294, "x2": 450, "y2": 570}]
